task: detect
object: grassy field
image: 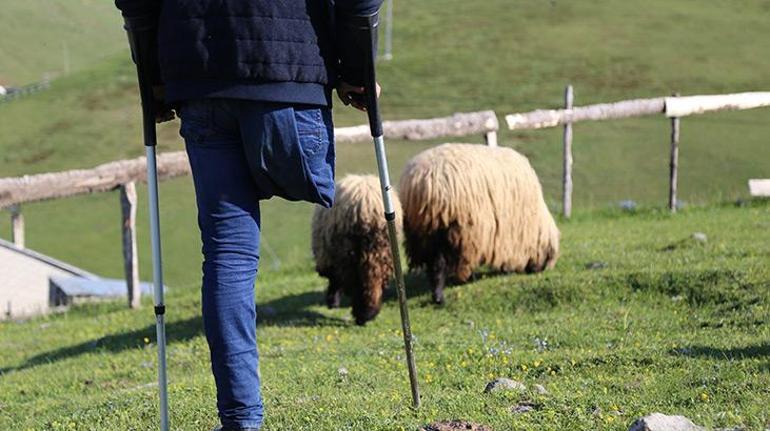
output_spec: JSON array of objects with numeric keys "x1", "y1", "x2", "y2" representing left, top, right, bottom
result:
[
  {"x1": 1, "y1": 202, "x2": 768, "y2": 430},
  {"x1": 0, "y1": 0, "x2": 124, "y2": 86},
  {"x1": 1, "y1": 0, "x2": 769, "y2": 277},
  {"x1": 1, "y1": 0, "x2": 769, "y2": 429}
]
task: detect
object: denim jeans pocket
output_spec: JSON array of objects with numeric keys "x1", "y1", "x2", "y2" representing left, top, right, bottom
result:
[
  {"x1": 292, "y1": 106, "x2": 335, "y2": 207},
  {"x1": 294, "y1": 107, "x2": 324, "y2": 157}
]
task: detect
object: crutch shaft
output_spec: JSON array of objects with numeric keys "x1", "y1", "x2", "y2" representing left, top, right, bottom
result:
[
  {"x1": 386, "y1": 219, "x2": 420, "y2": 407},
  {"x1": 146, "y1": 145, "x2": 169, "y2": 431}
]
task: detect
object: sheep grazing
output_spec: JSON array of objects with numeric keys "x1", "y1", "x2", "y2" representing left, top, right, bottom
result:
[
  {"x1": 311, "y1": 174, "x2": 402, "y2": 325},
  {"x1": 399, "y1": 143, "x2": 559, "y2": 304}
]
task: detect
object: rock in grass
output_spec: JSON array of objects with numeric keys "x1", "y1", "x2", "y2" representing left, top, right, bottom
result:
[
  {"x1": 483, "y1": 378, "x2": 526, "y2": 393},
  {"x1": 585, "y1": 261, "x2": 607, "y2": 270},
  {"x1": 533, "y1": 384, "x2": 548, "y2": 395},
  {"x1": 420, "y1": 420, "x2": 492, "y2": 431},
  {"x1": 628, "y1": 413, "x2": 705, "y2": 431},
  {"x1": 662, "y1": 232, "x2": 708, "y2": 251},
  {"x1": 511, "y1": 401, "x2": 538, "y2": 414}
]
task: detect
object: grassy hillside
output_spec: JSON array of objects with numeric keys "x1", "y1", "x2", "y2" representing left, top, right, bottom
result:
[
  {"x1": 1, "y1": 203, "x2": 768, "y2": 430},
  {"x1": 1, "y1": 0, "x2": 769, "y2": 275},
  {"x1": 0, "y1": 0, "x2": 124, "y2": 86},
  {"x1": 0, "y1": 2, "x2": 769, "y2": 429}
]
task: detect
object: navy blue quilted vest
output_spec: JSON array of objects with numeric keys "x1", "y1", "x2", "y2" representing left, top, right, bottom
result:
[{"x1": 158, "y1": 0, "x2": 335, "y2": 105}]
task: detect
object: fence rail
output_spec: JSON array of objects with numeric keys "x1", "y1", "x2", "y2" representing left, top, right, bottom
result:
[
  {"x1": 505, "y1": 90, "x2": 770, "y2": 217},
  {"x1": 0, "y1": 152, "x2": 190, "y2": 209},
  {"x1": 506, "y1": 92, "x2": 770, "y2": 130},
  {"x1": 336, "y1": 110, "x2": 498, "y2": 145},
  {"x1": 749, "y1": 179, "x2": 770, "y2": 198}
]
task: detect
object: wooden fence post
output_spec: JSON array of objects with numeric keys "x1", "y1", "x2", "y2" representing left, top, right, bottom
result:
[
  {"x1": 562, "y1": 85, "x2": 574, "y2": 218},
  {"x1": 669, "y1": 93, "x2": 680, "y2": 213},
  {"x1": 120, "y1": 182, "x2": 141, "y2": 309},
  {"x1": 484, "y1": 130, "x2": 498, "y2": 147},
  {"x1": 10, "y1": 204, "x2": 24, "y2": 248}
]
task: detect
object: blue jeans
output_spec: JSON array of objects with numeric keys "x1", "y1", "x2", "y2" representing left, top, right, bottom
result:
[{"x1": 179, "y1": 99, "x2": 335, "y2": 429}]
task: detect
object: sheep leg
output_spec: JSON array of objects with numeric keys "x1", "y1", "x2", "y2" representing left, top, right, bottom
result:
[
  {"x1": 326, "y1": 276, "x2": 342, "y2": 309},
  {"x1": 429, "y1": 253, "x2": 447, "y2": 305}
]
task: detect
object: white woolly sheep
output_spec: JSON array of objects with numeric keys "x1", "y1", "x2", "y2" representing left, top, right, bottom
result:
[
  {"x1": 399, "y1": 143, "x2": 559, "y2": 303},
  {"x1": 311, "y1": 174, "x2": 402, "y2": 325}
]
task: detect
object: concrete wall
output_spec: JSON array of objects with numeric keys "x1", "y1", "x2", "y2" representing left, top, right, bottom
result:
[{"x1": 0, "y1": 246, "x2": 74, "y2": 319}]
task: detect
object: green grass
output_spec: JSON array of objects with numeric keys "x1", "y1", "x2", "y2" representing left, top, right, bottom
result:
[
  {"x1": 0, "y1": 0, "x2": 124, "y2": 85},
  {"x1": 1, "y1": 202, "x2": 768, "y2": 430},
  {"x1": 1, "y1": 0, "x2": 770, "y2": 429}
]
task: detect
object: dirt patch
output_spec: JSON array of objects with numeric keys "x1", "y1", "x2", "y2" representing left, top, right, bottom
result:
[{"x1": 420, "y1": 420, "x2": 493, "y2": 431}]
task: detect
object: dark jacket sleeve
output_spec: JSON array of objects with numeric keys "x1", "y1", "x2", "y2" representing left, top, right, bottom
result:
[
  {"x1": 114, "y1": 0, "x2": 161, "y2": 19},
  {"x1": 334, "y1": 0, "x2": 384, "y2": 86}
]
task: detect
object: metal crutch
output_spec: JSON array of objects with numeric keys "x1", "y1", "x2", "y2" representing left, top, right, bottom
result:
[
  {"x1": 348, "y1": 10, "x2": 421, "y2": 409},
  {"x1": 122, "y1": 16, "x2": 170, "y2": 430}
]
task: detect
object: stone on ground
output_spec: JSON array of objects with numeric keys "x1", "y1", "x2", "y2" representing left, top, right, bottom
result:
[
  {"x1": 511, "y1": 402, "x2": 538, "y2": 414},
  {"x1": 483, "y1": 378, "x2": 526, "y2": 393},
  {"x1": 628, "y1": 413, "x2": 705, "y2": 431}
]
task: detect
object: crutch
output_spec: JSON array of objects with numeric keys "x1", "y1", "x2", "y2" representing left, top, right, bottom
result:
[
  {"x1": 348, "y1": 11, "x2": 421, "y2": 408},
  {"x1": 122, "y1": 16, "x2": 170, "y2": 430}
]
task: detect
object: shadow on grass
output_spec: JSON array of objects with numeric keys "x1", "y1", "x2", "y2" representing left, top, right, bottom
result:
[
  {"x1": 0, "y1": 267, "x2": 564, "y2": 374},
  {"x1": 257, "y1": 271, "x2": 439, "y2": 327},
  {"x1": 257, "y1": 290, "x2": 348, "y2": 327},
  {"x1": 1, "y1": 291, "x2": 351, "y2": 375},
  {"x1": 670, "y1": 343, "x2": 770, "y2": 360},
  {"x1": 0, "y1": 315, "x2": 204, "y2": 375}
]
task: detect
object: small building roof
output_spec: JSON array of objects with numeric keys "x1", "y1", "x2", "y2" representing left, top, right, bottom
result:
[
  {"x1": 0, "y1": 237, "x2": 97, "y2": 279},
  {"x1": 50, "y1": 275, "x2": 154, "y2": 298}
]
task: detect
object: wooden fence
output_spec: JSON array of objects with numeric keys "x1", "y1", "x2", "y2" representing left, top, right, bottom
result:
[
  {"x1": 3, "y1": 89, "x2": 768, "y2": 309},
  {"x1": 505, "y1": 90, "x2": 770, "y2": 217},
  {"x1": 0, "y1": 110, "x2": 499, "y2": 309}
]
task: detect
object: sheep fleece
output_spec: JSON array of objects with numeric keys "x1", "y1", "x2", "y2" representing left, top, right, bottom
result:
[
  {"x1": 399, "y1": 143, "x2": 559, "y2": 280},
  {"x1": 311, "y1": 175, "x2": 402, "y2": 303}
]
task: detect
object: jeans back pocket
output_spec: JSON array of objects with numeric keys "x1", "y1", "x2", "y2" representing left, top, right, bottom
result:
[{"x1": 294, "y1": 107, "x2": 325, "y2": 157}]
